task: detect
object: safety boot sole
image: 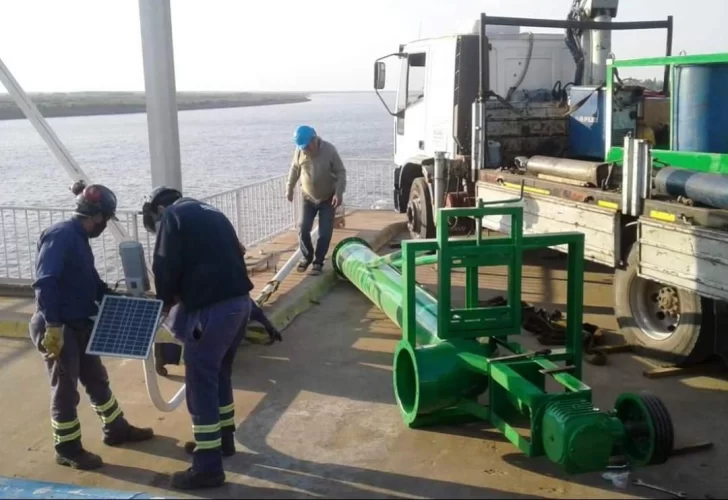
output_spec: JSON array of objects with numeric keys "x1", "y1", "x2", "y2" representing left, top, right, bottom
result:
[{"x1": 55, "y1": 451, "x2": 103, "y2": 470}]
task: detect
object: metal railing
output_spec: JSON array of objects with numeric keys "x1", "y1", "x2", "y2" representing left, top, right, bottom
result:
[{"x1": 0, "y1": 158, "x2": 396, "y2": 286}]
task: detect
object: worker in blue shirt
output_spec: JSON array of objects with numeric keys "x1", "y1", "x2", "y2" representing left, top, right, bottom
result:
[
  {"x1": 28, "y1": 181, "x2": 154, "y2": 471},
  {"x1": 142, "y1": 186, "x2": 254, "y2": 490},
  {"x1": 152, "y1": 240, "x2": 281, "y2": 377}
]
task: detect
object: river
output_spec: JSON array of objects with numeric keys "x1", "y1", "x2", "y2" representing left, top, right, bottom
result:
[{"x1": 0, "y1": 92, "x2": 395, "y2": 209}]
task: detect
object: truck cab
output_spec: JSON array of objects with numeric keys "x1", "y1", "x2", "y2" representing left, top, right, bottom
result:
[{"x1": 376, "y1": 24, "x2": 576, "y2": 237}]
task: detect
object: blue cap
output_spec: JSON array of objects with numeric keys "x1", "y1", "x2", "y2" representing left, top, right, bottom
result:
[{"x1": 294, "y1": 125, "x2": 316, "y2": 149}]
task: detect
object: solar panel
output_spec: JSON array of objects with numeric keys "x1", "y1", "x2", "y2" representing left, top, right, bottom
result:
[{"x1": 86, "y1": 295, "x2": 164, "y2": 360}]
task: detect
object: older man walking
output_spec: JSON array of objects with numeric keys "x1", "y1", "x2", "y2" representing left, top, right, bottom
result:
[{"x1": 286, "y1": 125, "x2": 347, "y2": 276}]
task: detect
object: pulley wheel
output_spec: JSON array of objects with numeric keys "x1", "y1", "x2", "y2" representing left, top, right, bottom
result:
[{"x1": 613, "y1": 391, "x2": 674, "y2": 466}]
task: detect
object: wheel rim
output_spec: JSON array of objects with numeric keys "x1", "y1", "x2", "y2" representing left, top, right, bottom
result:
[
  {"x1": 629, "y1": 276, "x2": 681, "y2": 341},
  {"x1": 406, "y1": 194, "x2": 422, "y2": 236}
]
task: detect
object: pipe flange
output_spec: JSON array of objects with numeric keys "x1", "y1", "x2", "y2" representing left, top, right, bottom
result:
[{"x1": 331, "y1": 237, "x2": 372, "y2": 278}]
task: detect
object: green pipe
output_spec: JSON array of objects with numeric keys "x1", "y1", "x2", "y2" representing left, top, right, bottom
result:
[
  {"x1": 332, "y1": 237, "x2": 493, "y2": 426},
  {"x1": 365, "y1": 249, "x2": 435, "y2": 270},
  {"x1": 333, "y1": 237, "x2": 439, "y2": 346},
  {"x1": 388, "y1": 254, "x2": 438, "y2": 269},
  {"x1": 363, "y1": 250, "x2": 402, "y2": 269}
]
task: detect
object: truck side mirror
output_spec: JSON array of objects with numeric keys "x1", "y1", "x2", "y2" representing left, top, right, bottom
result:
[{"x1": 374, "y1": 62, "x2": 386, "y2": 90}]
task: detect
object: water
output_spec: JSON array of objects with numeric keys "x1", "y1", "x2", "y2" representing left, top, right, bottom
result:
[{"x1": 0, "y1": 92, "x2": 395, "y2": 209}]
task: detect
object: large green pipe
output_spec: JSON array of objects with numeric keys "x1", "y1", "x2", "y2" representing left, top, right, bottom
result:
[
  {"x1": 332, "y1": 237, "x2": 493, "y2": 426},
  {"x1": 332, "y1": 237, "x2": 439, "y2": 345}
]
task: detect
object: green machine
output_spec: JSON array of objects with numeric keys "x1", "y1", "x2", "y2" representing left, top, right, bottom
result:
[{"x1": 333, "y1": 198, "x2": 675, "y2": 474}]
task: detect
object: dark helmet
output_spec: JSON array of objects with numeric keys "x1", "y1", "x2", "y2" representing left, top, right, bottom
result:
[
  {"x1": 142, "y1": 186, "x2": 182, "y2": 234},
  {"x1": 70, "y1": 181, "x2": 117, "y2": 219}
]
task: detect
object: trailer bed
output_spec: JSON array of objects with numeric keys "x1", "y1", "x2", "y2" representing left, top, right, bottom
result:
[{"x1": 477, "y1": 171, "x2": 728, "y2": 302}]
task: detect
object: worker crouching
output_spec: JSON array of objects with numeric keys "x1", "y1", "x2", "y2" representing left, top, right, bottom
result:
[
  {"x1": 142, "y1": 186, "x2": 254, "y2": 490},
  {"x1": 29, "y1": 181, "x2": 154, "y2": 471}
]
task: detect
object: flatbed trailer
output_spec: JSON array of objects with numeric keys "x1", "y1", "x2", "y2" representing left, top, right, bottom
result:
[
  {"x1": 474, "y1": 51, "x2": 728, "y2": 367},
  {"x1": 476, "y1": 166, "x2": 728, "y2": 366}
]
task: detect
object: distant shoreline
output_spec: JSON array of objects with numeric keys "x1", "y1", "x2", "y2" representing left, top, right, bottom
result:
[{"x1": 0, "y1": 91, "x2": 311, "y2": 121}]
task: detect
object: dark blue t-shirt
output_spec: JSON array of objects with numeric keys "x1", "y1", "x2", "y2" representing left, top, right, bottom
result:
[
  {"x1": 32, "y1": 218, "x2": 111, "y2": 324},
  {"x1": 152, "y1": 198, "x2": 253, "y2": 312}
]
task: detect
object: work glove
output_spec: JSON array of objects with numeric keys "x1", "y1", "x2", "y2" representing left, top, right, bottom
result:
[{"x1": 41, "y1": 325, "x2": 64, "y2": 359}]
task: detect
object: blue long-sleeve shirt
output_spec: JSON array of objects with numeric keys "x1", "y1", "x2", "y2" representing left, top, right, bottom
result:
[
  {"x1": 152, "y1": 198, "x2": 253, "y2": 312},
  {"x1": 32, "y1": 218, "x2": 112, "y2": 325}
]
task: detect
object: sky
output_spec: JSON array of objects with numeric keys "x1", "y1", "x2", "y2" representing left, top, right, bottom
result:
[{"x1": 0, "y1": 0, "x2": 726, "y2": 93}]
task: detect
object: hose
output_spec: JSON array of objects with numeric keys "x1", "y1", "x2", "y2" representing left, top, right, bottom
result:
[
  {"x1": 143, "y1": 315, "x2": 186, "y2": 412},
  {"x1": 143, "y1": 348, "x2": 186, "y2": 412},
  {"x1": 255, "y1": 226, "x2": 320, "y2": 306},
  {"x1": 506, "y1": 32, "x2": 534, "y2": 101},
  {"x1": 565, "y1": 0, "x2": 587, "y2": 85},
  {"x1": 140, "y1": 224, "x2": 323, "y2": 411}
]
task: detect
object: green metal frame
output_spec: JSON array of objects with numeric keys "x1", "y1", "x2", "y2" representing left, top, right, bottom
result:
[
  {"x1": 334, "y1": 201, "x2": 673, "y2": 473},
  {"x1": 396, "y1": 201, "x2": 588, "y2": 457},
  {"x1": 605, "y1": 52, "x2": 728, "y2": 173}
]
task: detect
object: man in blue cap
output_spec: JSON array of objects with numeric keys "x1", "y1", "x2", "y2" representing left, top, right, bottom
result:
[
  {"x1": 29, "y1": 180, "x2": 154, "y2": 471},
  {"x1": 286, "y1": 125, "x2": 347, "y2": 275}
]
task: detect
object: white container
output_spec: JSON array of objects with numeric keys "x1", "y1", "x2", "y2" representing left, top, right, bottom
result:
[{"x1": 488, "y1": 33, "x2": 575, "y2": 97}]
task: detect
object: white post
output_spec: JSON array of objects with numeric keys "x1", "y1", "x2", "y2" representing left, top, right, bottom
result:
[
  {"x1": 138, "y1": 0, "x2": 182, "y2": 192},
  {"x1": 590, "y1": 14, "x2": 613, "y2": 85}
]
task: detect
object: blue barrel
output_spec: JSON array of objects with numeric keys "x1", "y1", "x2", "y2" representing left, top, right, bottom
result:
[
  {"x1": 654, "y1": 167, "x2": 728, "y2": 209},
  {"x1": 673, "y1": 63, "x2": 728, "y2": 153}
]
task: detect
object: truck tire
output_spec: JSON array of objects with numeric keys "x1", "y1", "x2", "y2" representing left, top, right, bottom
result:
[
  {"x1": 406, "y1": 177, "x2": 436, "y2": 239},
  {"x1": 613, "y1": 245, "x2": 714, "y2": 366}
]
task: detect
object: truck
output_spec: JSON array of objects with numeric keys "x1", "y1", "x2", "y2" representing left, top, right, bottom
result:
[{"x1": 372, "y1": 0, "x2": 728, "y2": 367}]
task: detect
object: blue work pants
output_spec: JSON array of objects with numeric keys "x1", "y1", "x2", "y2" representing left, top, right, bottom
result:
[
  {"x1": 299, "y1": 196, "x2": 335, "y2": 267},
  {"x1": 28, "y1": 313, "x2": 128, "y2": 456},
  {"x1": 168, "y1": 296, "x2": 251, "y2": 474}
]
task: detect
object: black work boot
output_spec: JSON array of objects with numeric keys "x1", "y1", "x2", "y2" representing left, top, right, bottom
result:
[
  {"x1": 171, "y1": 468, "x2": 226, "y2": 490},
  {"x1": 55, "y1": 448, "x2": 103, "y2": 470},
  {"x1": 103, "y1": 423, "x2": 155, "y2": 447}
]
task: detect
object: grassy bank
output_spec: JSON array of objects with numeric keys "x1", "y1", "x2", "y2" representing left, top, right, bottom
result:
[{"x1": 0, "y1": 91, "x2": 311, "y2": 120}]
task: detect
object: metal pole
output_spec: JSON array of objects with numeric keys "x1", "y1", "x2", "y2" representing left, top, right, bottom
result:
[
  {"x1": 590, "y1": 14, "x2": 613, "y2": 85},
  {"x1": 0, "y1": 57, "x2": 130, "y2": 244},
  {"x1": 663, "y1": 16, "x2": 674, "y2": 95},
  {"x1": 433, "y1": 152, "x2": 447, "y2": 211},
  {"x1": 138, "y1": 0, "x2": 182, "y2": 192},
  {"x1": 474, "y1": 13, "x2": 490, "y2": 179},
  {"x1": 474, "y1": 15, "x2": 671, "y2": 31}
]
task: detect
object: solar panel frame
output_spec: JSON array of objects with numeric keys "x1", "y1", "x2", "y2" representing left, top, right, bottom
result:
[{"x1": 86, "y1": 295, "x2": 165, "y2": 360}]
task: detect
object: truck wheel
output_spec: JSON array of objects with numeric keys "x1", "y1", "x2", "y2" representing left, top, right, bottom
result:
[
  {"x1": 406, "y1": 177, "x2": 435, "y2": 239},
  {"x1": 614, "y1": 246, "x2": 714, "y2": 366}
]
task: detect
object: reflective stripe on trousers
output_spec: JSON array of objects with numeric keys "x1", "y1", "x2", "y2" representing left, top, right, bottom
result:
[
  {"x1": 182, "y1": 296, "x2": 250, "y2": 472},
  {"x1": 29, "y1": 313, "x2": 128, "y2": 454}
]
